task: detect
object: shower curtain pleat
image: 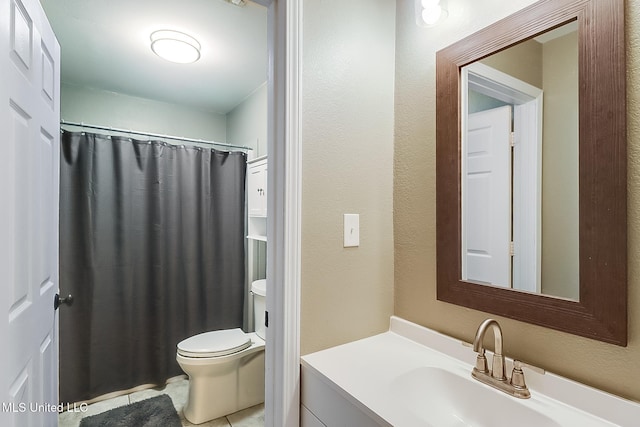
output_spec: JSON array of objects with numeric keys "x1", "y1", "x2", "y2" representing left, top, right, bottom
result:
[{"x1": 59, "y1": 132, "x2": 246, "y2": 404}]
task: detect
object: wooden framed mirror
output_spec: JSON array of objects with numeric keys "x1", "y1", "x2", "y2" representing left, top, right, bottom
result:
[{"x1": 436, "y1": 0, "x2": 627, "y2": 345}]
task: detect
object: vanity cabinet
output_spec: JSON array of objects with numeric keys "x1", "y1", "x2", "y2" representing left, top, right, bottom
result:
[{"x1": 302, "y1": 363, "x2": 388, "y2": 426}]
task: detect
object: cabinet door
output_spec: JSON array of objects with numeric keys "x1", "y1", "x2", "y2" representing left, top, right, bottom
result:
[
  {"x1": 248, "y1": 160, "x2": 267, "y2": 217},
  {"x1": 260, "y1": 164, "x2": 267, "y2": 215}
]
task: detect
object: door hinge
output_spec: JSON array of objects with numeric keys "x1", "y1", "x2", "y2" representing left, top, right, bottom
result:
[
  {"x1": 509, "y1": 241, "x2": 515, "y2": 257},
  {"x1": 265, "y1": 310, "x2": 268, "y2": 328},
  {"x1": 510, "y1": 132, "x2": 515, "y2": 147}
]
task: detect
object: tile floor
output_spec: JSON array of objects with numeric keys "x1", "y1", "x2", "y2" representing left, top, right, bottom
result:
[{"x1": 58, "y1": 378, "x2": 264, "y2": 427}]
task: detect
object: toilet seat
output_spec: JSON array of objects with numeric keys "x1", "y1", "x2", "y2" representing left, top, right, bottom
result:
[{"x1": 177, "y1": 328, "x2": 251, "y2": 358}]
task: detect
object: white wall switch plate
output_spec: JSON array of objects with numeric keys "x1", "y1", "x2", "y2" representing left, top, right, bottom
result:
[{"x1": 343, "y1": 214, "x2": 360, "y2": 247}]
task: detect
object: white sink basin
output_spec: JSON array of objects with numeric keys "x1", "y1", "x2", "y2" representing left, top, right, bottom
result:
[{"x1": 390, "y1": 366, "x2": 561, "y2": 427}]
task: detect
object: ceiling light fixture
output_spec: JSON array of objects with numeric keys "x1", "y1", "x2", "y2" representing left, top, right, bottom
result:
[
  {"x1": 224, "y1": 0, "x2": 247, "y2": 6},
  {"x1": 416, "y1": 0, "x2": 449, "y2": 27},
  {"x1": 150, "y1": 30, "x2": 201, "y2": 64}
]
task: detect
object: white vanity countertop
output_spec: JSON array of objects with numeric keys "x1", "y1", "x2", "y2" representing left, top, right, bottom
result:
[{"x1": 301, "y1": 316, "x2": 640, "y2": 427}]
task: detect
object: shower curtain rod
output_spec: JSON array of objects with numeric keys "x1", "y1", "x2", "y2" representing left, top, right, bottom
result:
[{"x1": 60, "y1": 120, "x2": 253, "y2": 151}]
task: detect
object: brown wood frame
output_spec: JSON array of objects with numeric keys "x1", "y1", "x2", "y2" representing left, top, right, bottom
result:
[{"x1": 436, "y1": 0, "x2": 627, "y2": 345}]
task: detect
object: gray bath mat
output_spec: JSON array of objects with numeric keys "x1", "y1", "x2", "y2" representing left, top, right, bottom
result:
[{"x1": 78, "y1": 394, "x2": 181, "y2": 427}]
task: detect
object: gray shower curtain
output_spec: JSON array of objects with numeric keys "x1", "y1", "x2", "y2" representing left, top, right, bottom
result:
[{"x1": 59, "y1": 131, "x2": 246, "y2": 403}]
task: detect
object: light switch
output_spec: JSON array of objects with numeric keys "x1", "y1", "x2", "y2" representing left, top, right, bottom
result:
[{"x1": 343, "y1": 214, "x2": 360, "y2": 247}]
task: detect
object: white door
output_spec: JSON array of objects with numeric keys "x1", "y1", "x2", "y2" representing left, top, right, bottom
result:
[
  {"x1": 0, "y1": 0, "x2": 60, "y2": 425},
  {"x1": 463, "y1": 106, "x2": 511, "y2": 287}
]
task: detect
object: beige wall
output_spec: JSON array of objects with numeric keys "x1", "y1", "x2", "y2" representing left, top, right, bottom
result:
[
  {"x1": 300, "y1": 0, "x2": 396, "y2": 355},
  {"x1": 394, "y1": 0, "x2": 640, "y2": 403},
  {"x1": 481, "y1": 38, "x2": 542, "y2": 88}
]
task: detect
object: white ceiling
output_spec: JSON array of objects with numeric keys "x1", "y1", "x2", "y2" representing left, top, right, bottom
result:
[{"x1": 40, "y1": 0, "x2": 268, "y2": 114}]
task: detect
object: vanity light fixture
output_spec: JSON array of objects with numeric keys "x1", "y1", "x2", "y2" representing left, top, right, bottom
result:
[
  {"x1": 150, "y1": 30, "x2": 201, "y2": 64},
  {"x1": 416, "y1": 0, "x2": 449, "y2": 27}
]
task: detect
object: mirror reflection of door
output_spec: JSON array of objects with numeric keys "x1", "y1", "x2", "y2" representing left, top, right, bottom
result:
[
  {"x1": 463, "y1": 105, "x2": 512, "y2": 288},
  {"x1": 461, "y1": 20, "x2": 579, "y2": 300},
  {"x1": 462, "y1": 63, "x2": 543, "y2": 293}
]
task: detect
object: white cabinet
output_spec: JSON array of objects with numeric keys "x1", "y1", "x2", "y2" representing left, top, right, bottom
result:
[
  {"x1": 301, "y1": 363, "x2": 388, "y2": 426},
  {"x1": 248, "y1": 157, "x2": 267, "y2": 218},
  {"x1": 247, "y1": 156, "x2": 267, "y2": 241}
]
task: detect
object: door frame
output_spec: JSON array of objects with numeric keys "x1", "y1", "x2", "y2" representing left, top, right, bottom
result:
[
  {"x1": 21, "y1": 0, "x2": 303, "y2": 424},
  {"x1": 254, "y1": 0, "x2": 302, "y2": 426}
]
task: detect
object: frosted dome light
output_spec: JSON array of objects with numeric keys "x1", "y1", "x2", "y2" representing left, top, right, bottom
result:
[{"x1": 150, "y1": 30, "x2": 201, "y2": 64}]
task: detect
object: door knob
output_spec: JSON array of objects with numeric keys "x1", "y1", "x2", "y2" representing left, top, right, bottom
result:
[{"x1": 54, "y1": 294, "x2": 74, "y2": 310}]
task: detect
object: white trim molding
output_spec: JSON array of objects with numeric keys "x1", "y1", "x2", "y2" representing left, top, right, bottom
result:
[{"x1": 264, "y1": 0, "x2": 302, "y2": 426}]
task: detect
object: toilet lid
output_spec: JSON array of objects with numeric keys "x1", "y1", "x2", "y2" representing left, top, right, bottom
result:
[{"x1": 177, "y1": 328, "x2": 251, "y2": 358}]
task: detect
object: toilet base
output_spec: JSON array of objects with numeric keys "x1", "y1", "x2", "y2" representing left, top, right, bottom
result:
[{"x1": 179, "y1": 338, "x2": 265, "y2": 424}]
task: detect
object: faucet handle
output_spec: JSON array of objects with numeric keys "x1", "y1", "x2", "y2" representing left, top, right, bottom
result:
[
  {"x1": 475, "y1": 349, "x2": 489, "y2": 374},
  {"x1": 463, "y1": 340, "x2": 490, "y2": 373},
  {"x1": 513, "y1": 359, "x2": 545, "y2": 375},
  {"x1": 510, "y1": 360, "x2": 545, "y2": 389}
]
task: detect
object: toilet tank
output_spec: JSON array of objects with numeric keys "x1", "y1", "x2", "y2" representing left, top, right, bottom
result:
[{"x1": 252, "y1": 279, "x2": 266, "y2": 340}]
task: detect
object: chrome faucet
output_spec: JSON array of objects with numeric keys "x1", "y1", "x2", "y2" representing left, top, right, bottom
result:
[{"x1": 471, "y1": 319, "x2": 535, "y2": 399}]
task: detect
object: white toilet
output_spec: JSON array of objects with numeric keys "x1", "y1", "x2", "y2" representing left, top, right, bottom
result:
[{"x1": 177, "y1": 279, "x2": 267, "y2": 424}]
